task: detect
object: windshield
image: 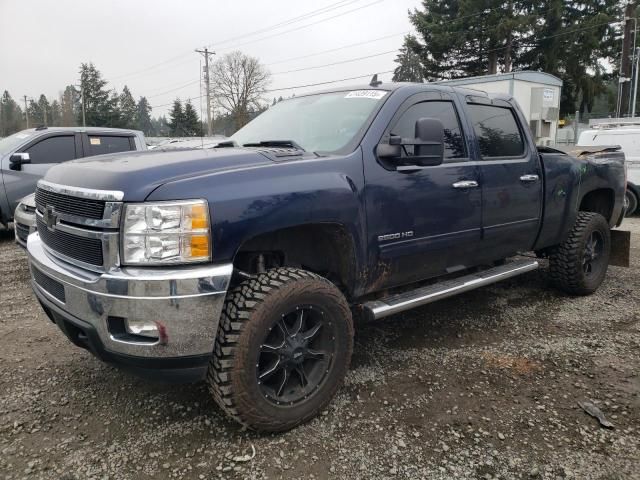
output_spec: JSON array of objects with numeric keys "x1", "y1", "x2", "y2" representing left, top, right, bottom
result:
[
  {"x1": 0, "y1": 130, "x2": 35, "y2": 156},
  {"x1": 231, "y1": 90, "x2": 388, "y2": 153}
]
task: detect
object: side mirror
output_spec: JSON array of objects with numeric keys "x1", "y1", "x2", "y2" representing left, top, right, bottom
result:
[
  {"x1": 9, "y1": 152, "x2": 30, "y2": 171},
  {"x1": 376, "y1": 141, "x2": 402, "y2": 159},
  {"x1": 376, "y1": 118, "x2": 445, "y2": 169},
  {"x1": 413, "y1": 117, "x2": 444, "y2": 167}
]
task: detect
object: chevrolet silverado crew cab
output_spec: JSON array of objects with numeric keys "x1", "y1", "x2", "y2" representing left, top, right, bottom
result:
[
  {"x1": 26, "y1": 82, "x2": 628, "y2": 432},
  {"x1": 0, "y1": 126, "x2": 147, "y2": 227}
]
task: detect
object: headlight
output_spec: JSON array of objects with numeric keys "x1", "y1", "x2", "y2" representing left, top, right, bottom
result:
[{"x1": 122, "y1": 200, "x2": 211, "y2": 265}]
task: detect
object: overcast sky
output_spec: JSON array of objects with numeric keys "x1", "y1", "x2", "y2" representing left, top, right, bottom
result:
[{"x1": 0, "y1": 0, "x2": 421, "y2": 117}]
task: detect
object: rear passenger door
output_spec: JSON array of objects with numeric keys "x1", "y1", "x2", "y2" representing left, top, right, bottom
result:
[
  {"x1": 4, "y1": 133, "x2": 81, "y2": 214},
  {"x1": 465, "y1": 98, "x2": 543, "y2": 259},
  {"x1": 82, "y1": 134, "x2": 136, "y2": 157}
]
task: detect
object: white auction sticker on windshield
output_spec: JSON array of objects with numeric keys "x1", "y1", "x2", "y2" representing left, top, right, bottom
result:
[{"x1": 345, "y1": 90, "x2": 387, "y2": 100}]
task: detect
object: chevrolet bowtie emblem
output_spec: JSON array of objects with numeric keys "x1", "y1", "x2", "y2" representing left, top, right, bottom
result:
[{"x1": 43, "y1": 205, "x2": 58, "y2": 231}]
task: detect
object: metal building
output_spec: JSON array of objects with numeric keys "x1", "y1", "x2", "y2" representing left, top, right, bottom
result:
[{"x1": 437, "y1": 71, "x2": 563, "y2": 146}]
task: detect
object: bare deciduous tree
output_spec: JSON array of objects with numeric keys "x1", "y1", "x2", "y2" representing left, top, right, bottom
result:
[{"x1": 210, "y1": 51, "x2": 270, "y2": 130}]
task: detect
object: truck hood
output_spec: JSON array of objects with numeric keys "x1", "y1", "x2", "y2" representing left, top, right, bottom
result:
[{"x1": 42, "y1": 148, "x2": 277, "y2": 201}]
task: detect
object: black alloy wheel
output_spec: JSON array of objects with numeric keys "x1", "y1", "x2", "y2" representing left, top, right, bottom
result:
[
  {"x1": 257, "y1": 305, "x2": 335, "y2": 405},
  {"x1": 582, "y1": 230, "x2": 604, "y2": 277}
]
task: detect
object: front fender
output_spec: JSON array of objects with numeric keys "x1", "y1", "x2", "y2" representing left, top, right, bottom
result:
[{"x1": 146, "y1": 150, "x2": 367, "y2": 285}]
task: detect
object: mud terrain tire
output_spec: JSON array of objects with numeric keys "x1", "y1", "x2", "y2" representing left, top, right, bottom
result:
[
  {"x1": 548, "y1": 212, "x2": 611, "y2": 295},
  {"x1": 207, "y1": 267, "x2": 353, "y2": 431}
]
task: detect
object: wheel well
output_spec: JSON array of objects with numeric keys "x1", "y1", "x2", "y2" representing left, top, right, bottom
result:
[
  {"x1": 579, "y1": 188, "x2": 614, "y2": 223},
  {"x1": 233, "y1": 224, "x2": 357, "y2": 297}
]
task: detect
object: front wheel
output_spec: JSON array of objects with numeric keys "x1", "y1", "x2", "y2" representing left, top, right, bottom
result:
[
  {"x1": 548, "y1": 212, "x2": 611, "y2": 295},
  {"x1": 207, "y1": 268, "x2": 354, "y2": 432}
]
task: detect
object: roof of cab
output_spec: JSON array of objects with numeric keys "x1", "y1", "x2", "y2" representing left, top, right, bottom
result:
[
  {"x1": 302, "y1": 81, "x2": 512, "y2": 102},
  {"x1": 21, "y1": 126, "x2": 142, "y2": 135}
]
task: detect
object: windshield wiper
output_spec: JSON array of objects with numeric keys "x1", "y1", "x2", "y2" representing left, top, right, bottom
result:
[{"x1": 242, "y1": 140, "x2": 306, "y2": 152}]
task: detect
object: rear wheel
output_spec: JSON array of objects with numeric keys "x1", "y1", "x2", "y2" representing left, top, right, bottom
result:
[
  {"x1": 625, "y1": 189, "x2": 638, "y2": 216},
  {"x1": 207, "y1": 268, "x2": 353, "y2": 431},
  {"x1": 548, "y1": 212, "x2": 611, "y2": 295}
]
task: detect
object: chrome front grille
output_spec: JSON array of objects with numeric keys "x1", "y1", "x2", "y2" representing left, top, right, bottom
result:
[
  {"x1": 34, "y1": 181, "x2": 124, "y2": 272},
  {"x1": 36, "y1": 216, "x2": 104, "y2": 266},
  {"x1": 35, "y1": 187, "x2": 105, "y2": 219}
]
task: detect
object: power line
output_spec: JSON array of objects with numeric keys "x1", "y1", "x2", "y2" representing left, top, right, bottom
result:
[
  {"x1": 143, "y1": 14, "x2": 619, "y2": 103},
  {"x1": 272, "y1": 50, "x2": 397, "y2": 75},
  {"x1": 108, "y1": 0, "x2": 379, "y2": 82},
  {"x1": 143, "y1": 32, "x2": 409, "y2": 100},
  {"x1": 149, "y1": 69, "x2": 395, "y2": 109},
  {"x1": 146, "y1": 80, "x2": 200, "y2": 99},
  {"x1": 216, "y1": 0, "x2": 386, "y2": 52},
  {"x1": 482, "y1": 19, "x2": 620, "y2": 54},
  {"x1": 208, "y1": 0, "x2": 362, "y2": 48},
  {"x1": 266, "y1": 31, "x2": 409, "y2": 66}
]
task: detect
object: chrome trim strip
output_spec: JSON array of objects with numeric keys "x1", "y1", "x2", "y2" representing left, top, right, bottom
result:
[
  {"x1": 35, "y1": 203, "x2": 123, "y2": 229},
  {"x1": 37, "y1": 179, "x2": 124, "y2": 202},
  {"x1": 363, "y1": 260, "x2": 539, "y2": 320}
]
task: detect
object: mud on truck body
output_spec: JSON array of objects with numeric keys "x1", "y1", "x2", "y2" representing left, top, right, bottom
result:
[{"x1": 26, "y1": 82, "x2": 629, "y2": 431}]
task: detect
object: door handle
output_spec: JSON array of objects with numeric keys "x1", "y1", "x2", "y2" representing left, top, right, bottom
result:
[
  {"x1": 520, "y1": 174, "x2": 539, "y2": 183},
  {"x1": 452, "y1": 180, "x2": 479, "y2": 189}
]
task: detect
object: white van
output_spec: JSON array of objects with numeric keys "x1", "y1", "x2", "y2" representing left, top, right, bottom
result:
[{"x1": 577, "y1": 124, "x2": 640, "y2": 215}]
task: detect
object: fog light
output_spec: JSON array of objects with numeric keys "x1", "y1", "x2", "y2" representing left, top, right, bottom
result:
[{"x1": 125, "y1": 319, "x2": 159, "y2": 339}]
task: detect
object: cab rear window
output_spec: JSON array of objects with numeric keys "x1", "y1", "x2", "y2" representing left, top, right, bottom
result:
[{"x1": 87, "y1": 135, "x2": 134, "y2": 156}]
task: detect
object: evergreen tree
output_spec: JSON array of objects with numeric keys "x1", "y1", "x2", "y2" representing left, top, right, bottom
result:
[
  {"x1": 407, "y1": 0, "x2": 619, "y2": 115},
  {"x1": 60, "y1": 85, "x2": 79, "y2": 127},
  {"x1": 118, "y1": 86, "x2": 137, "y2": 129},
  {"x1": 136, "y1": 96, "x2": 154, "y2": 135},
  {"x1": 27, "y1": 99, "x2": 42, "y2": 127},
  {"x1": 183, "y1": 100, "x2": 201, "y2": 136},
  {"x1": 517, "y1": 0, "x2": 618, "y2": 115},
  {"x1": 392, "y1": 36, "x2": 424, "y2": 82},
  {"x1": 0, "y1": 91, "x2": 24, "y2": 135},
  {"x1": 106, "y1": 90, "x2": 122, "y2": 128},
  {"x1": 31, "y1": 94, "x2": 51, "y2": 126},
  {"x1": 50, "y1": 100, "x2": 62, "y2": 126},
  {"x1": 168, "y1": 98, "x2": 184, "y2": 136},
  {"x1": 151, "y1": 115, "x2": 170, "y2": 136},
  {"x1": 79, "y1": 63, "x2": 111, "y2": 126}
]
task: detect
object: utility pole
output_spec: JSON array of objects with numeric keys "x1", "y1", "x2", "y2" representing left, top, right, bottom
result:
[
  {"x1": 81, "y1": 86, "x2": 86, "y2": 127},
  {"x1": 75, "y1": 83, "x2": 86, "y2": 127},
  {"x1": 620, "y1": 5, "x2": 636, "y2": 116},
  {"x1": 633, "y1": 46, "x2": 640, "y2": 117},
  {"x1": 195, "y1": 47, "x2": 215, "y2": 136},
  {"x1": 23, "y1": 95, "x2": 29, "y2": 129}
]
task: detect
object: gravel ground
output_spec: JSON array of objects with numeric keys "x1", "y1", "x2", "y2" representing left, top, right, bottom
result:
[{"x1": 1, "y1": 219, "x2": 639, "y2": 480}]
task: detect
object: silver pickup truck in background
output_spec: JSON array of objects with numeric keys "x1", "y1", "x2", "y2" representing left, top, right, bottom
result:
[{"x1": 0, "y1": 127, "x2": 147, "y2": 228}]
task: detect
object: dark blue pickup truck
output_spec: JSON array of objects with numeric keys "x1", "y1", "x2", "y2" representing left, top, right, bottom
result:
[{"x1": 26, "y1": 81, "x2": 627, "y2": 431}]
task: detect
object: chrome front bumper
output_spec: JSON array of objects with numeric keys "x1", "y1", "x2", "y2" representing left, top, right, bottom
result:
[
  {"x1": 14, "y1": 206, "x2": 36, "y2": 248},
  {"x1": 27, "y1": 232, "x2": 232, "y2": 360}
]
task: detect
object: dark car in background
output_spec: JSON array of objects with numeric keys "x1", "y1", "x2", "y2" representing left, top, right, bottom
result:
[{"x1": 0, "y1": 127, "x2": 146, "y2": 227}]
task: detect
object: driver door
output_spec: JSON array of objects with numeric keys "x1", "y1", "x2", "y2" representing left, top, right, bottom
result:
[{"x1": 363, "y1": 92, "x2": 482, "y2": 289}]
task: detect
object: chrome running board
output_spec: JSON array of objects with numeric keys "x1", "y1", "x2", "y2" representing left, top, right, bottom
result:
[{"x1": 362, "y1": 259, "x2": 539, "y2": 320}]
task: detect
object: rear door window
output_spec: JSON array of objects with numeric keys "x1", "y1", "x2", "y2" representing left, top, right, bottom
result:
[
  {"x1": 468, "y1": 104, "x2": 525, "y2": 158},
  {"x1": 87, "y1": 135, "x2": 134, "y2": 156},
  {"x1": 24, "y1": 135, "x2": 77, "y2": 164}
]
